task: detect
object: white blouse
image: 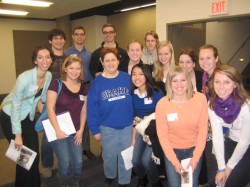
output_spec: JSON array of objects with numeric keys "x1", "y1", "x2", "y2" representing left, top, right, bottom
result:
[{"x1": 208, "y1": 103, "x2": 250, "y2": 170}]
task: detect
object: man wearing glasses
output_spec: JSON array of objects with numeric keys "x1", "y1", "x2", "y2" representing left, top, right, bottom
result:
[
  {"x1": 89, "y1": 23, "x2": 129, "y2": 78},
  {"x1": 65, "y1": 26, "x2": 96, "y2": 160}
]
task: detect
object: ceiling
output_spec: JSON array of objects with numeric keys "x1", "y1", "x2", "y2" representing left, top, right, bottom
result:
[{"x1": 0, "y1": 0, "x2": 156, "y2": 20}]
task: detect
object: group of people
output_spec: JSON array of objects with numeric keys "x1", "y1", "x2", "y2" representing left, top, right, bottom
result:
[{"x1": 0, "y1": 23, "x2": 249, "y2": 187}]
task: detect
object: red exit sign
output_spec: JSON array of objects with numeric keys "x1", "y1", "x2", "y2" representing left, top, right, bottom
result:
[{"x1": 210, "y1": 0, "x2": 229, "y2": 15}]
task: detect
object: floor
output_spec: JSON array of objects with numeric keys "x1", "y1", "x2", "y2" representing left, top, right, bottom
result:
[{"x1": 0, "y1": 131, "x2": 249, "y2": 187}]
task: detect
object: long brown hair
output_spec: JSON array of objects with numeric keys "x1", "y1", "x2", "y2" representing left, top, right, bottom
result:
[{"x1": 208, "y1": 63, "x2": 249, "y2": 109}]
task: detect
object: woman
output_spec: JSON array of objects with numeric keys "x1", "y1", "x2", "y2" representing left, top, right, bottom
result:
[
  {"x1": 199, "y1": 44, "x2": 221, "y2": 187},
  {"x1": 46, "y1": 56, "x2": 87, "y2": 187},
  {"x1": 153, "y1": 41, "x2": 176, "y2": 95},
  {"x1": 178, "y1": 48, "x2": 207, "y2": 186},
  {"x1": 178, "y1": 48, "x2": 202, "y2": 93},
  {"x1": 0, "y1": 45, "x2": 53, "y2": 187},
  {"x1": 131, "y1": 64, "x2": 164, "y2": 187},
  {"x1": 119, "y1": 40, "x2": 144, "y2": 74},
  {"x1": 156, "y1": 66, "x2": 208, "y2": 187},
  {"x1": 141, "y1": 31, "x2": 159, "y2": 65},
  {"x1": 87, "y1": 47, "x2": 133, "y2": 187},
  {"x1": 208, "y1": 64, "x2": 250, "y2": 187}
]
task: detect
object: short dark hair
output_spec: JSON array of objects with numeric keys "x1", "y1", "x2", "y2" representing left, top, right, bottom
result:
[
  {"x1": 72, "y1": 26, "x2": 86, "y2": 35},
  {"x1": 32, "y1": 45, "x2": 54, "y2": 65},
  {"x1": 102, "y1": 23, "x2": 116, "y2": 32},
  {"x1": 100, "y1": 47, "x2": 120, "y2": 62},
  {"x1": 48, "y1": 28, "x2": 66, "y2": 41},
  {"x1": 178, "y1": 48, "x2": 197, "y2": 65}
]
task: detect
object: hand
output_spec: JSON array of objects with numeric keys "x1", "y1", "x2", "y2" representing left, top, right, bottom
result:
[
  {"x1": 94, "y1": 133, "x2": 101, "y2": 141},
  {"x1": 14, "y1": 134, "x2": 23, "y2": 150},
  {"x1": 186, "y1": 158, "x2": 198, "y2": 171},
  {"x1": 225, "y1": 166, "x2": 232, "y2": 181},
  {"x1": 55, "y1": 129, "x2": 67, "y2": 139},
  {"x1": 174, "y1": 162, "x2": 186, "y2": 175},
  {"x1": 74, "y1": 130, "x2": 83, "y2": 145},
  {"x1": 215, "y1": 171, "x2": 226, "y2": 186}
]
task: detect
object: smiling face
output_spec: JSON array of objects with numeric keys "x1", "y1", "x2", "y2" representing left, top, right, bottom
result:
[
  {"x1": 103, "y1": 26, "x2": 116, "y2": 43},
  {"x1": 49, "y1": 35, "x2": 65, "y2": 51},
  {"x1": 132, "y1": 66, "x2": 146, "y2": 91},
  {"x1": 199, "y1": 48, "x2": 218, "y2": 76},
  {"x1": 65, "y1": 61, "x2": 82, "y2": 81},
  {"x1": 72, "y1": 28, "x2": 86, "y2": 45},
  {"x1": 158, "y1": 45, "x2": 172, "y2": 66},
  {"x1": 127, "y1": 42, "x2": 143, "y2": 63},
  {"x1": 171, "y1": 72, "x2": 188, "y2": 98},
  {"x1": 213, "y1": 72, "x2": 236, "y2": 100},
  {"x1": 35, "y1": 49, "x2": 52, "y2": 72},
  {"x1": 102, "y1": 52, "x2": 119, "y2": 76},
  {"x1": 178, "y1": 54, "x2": 195, "y2": 73}
]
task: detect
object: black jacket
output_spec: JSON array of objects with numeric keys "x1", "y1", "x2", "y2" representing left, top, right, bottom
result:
[{"x1": 89, "y1": 42, "x2": 129, "y2": 78}]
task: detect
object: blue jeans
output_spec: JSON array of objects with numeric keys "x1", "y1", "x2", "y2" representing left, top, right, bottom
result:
[
  {"x1": 51, "y1": 135, "x2": 83, "y2": 185},
  {"x1": 132, "y1": 134, "x2": 159, "y2": 183},
  {"x1": 41, "y1": 133, "x2": 54, "y2": 168},
  {"x1": 100, "y1": 125, "x2": 132, "y2": 185},
  {"x1": 164, "y1": 147, "x2": 202, "y2": 187}
]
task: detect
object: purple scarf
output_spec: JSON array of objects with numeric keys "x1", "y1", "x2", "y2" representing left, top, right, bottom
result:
[{"x1": 213, "y1": 95, "x2": 242, "y2": 124}]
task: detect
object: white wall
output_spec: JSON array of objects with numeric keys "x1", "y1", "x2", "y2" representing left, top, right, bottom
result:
[
  {"x1": 0, "y1": 18, "x2": 55, "y2": 94},
  {"x1": 156, "y1": 0, "x2": 250, "y2": 40}
]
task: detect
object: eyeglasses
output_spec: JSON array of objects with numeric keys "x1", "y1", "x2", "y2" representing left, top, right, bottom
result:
[
  {"x1": 74, "y1": 33, "x2": 85, "y2": 37},
  {"x1": 103, "y1": 31, "x2": 114, "y2": 35}
]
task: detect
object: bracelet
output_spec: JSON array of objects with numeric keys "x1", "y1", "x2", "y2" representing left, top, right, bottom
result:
[{"x1": 217, "y1": 169, "x2": 226, "y2": 172}]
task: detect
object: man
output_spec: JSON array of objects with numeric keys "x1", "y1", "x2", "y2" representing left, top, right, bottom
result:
[
  {"x1": 89, "y1": 23, "x2": 129, "y2": 78},
  {"x1": 41, "y1": 28, "x2": 67, "y2": 178},
  {"x1": 65, "y1": 26, "x2": 96, "y2": 160}
]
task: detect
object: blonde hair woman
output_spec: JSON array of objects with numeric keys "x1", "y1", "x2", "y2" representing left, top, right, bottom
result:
[
  {"x1": 153, "y1": 41, "x2": 176, "y2": 95},
  {"x1": 156, "y1": 66, "x2": 208, "y2": 187}
]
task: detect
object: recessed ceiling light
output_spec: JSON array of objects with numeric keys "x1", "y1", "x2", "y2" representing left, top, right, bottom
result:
[
  {"x1": 0, "y1": 9, "x2": 28, "y2": 15},
  {"x1": 2, "y1": 0, "x2": 53, "y2": 7},
  {"x1": 239, "y1": 58, "x2": 244, "y2": 62}
]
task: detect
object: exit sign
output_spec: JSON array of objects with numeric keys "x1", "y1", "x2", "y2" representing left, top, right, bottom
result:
[{"x1": 210, "y1": 0, "x2": 229, "y2": 16}]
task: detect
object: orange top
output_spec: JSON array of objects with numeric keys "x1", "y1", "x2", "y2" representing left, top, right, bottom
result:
[{"x1": 156, "y1": 92, "x2": 208, "y2": 166}]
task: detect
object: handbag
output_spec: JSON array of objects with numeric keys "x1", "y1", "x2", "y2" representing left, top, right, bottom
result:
[{"x1": 35, "y1": 79, "x2": 62, "y2": 132}]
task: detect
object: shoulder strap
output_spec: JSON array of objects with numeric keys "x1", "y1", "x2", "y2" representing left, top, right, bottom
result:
[{"x1": 56, "y1": 79, "x2": 63, "y2": 99}]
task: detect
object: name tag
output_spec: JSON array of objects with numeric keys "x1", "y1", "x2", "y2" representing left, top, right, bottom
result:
[
  {"x1": 79, "y1": 95, "x2": 84, "y2": 101},
  {"x1": 29, "y1": 85, "x2": 38, "y2": 93},
  {"x1": 144, "y1": 98, "x2": 152, "y2": 105},
  {"x1": 167, "y1": 113, "x2": 178, "y2": 121},
  {"x1": 70, "y1": 54, "x2": 77, "y2": 57}
]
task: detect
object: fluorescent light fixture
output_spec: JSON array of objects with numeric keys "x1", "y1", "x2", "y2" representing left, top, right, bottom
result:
[
  {"x1": 2, "y1": 0, "x2": 53, "y2": 7},
  {"x1": 120, "y1": 3, "x2": 156, "y2": 12},
  {"x1": 0, "y1": 9, "x2": 28, "y2": 15}
]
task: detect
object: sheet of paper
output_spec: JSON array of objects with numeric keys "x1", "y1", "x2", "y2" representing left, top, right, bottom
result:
[
  {"x1": 181, "y1": 157, "x2": 193, "y2": 187},
  {"x1": 42, "y1": 111, "x2": 76, "y2": 142},
  {"x1": 121, "y1": 146, "x2": 134, "y2": 170},
  {"x1": 5, "y1": 140, "x2": 37, "y2": 170}
]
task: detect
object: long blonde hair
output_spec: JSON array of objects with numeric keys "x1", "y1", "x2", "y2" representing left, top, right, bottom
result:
[{"x1": 154, "y1": 41, "x2": 175, "y2": 82}]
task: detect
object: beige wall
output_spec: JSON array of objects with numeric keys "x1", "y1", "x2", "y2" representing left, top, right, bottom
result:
[
  {"x1": 0, "y1": 7, "x2": 155, "y2": 95},
  {"x1": 0, "y1": 19, "x2": 55, "y2": 94},
  {"x1": 71, "y1": 15, "x2": 107, "y2": 52},
  {"x1": 108, "y1": 7, "x2": 156, "y2": 49},
  {"x1": 156, "y1": 0, "x2": 250, "y2": 40}
]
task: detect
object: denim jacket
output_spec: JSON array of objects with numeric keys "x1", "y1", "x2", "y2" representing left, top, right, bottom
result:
[{"x1": 2, "y1": 67, "x2": 52, "y2": 134}]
